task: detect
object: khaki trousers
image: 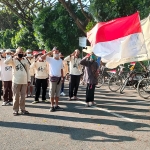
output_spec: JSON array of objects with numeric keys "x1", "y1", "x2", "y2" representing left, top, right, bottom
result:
[{"x1": 12, "y1": 83, "x2": 27, "y2": 112}]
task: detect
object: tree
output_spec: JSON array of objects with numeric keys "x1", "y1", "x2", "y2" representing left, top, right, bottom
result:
[
  {"x1": 33, "y1": 3, "x2": 84, "y2": 54},
  {"x1": 89, "y1": 0, "x2": 150, "y2": 22},
  {"x1": 0, "y1": 29, "x2": 15, "y2": 49},
  {"x1": 11, "y1": 26, "x2": 38, "y2": 50}
]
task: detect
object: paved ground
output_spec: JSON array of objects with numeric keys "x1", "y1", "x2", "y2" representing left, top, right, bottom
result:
[{"x1": 0, "y1": 82, "x2": 150, "y2": 150}]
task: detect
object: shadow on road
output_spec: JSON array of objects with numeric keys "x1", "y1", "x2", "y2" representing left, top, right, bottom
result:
[{"x1": 0, "y1": 121, "x2": 136, "y2": 142}]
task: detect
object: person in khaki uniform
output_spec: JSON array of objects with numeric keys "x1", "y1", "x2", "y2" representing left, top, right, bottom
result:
[
  {"x1": 30, "y1": 52, "x2": 49, "y2": 104},
  {"x1": 59, "y1": 52, "x2": 68, "y2": 96},
  {"x1": 4, "y1": 47, "x2": 30, "y2": 116},
  {"x1": 25, "y1": 49, "x2": 35, "y2": 97}
]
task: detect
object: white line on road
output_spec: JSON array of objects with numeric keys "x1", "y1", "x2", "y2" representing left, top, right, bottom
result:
[{"x1": 77, "y1": 101, "x2": 135, "y2": 122}]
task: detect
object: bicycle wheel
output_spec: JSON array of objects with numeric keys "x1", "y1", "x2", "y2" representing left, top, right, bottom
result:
[
  {"x1": 120, "y1": 78, "x2": 128, "y2": 94},
  {"x1": 137, "y1": 78, "x2": 150, "y2": 99},
  {"x1": 108, "y1": 74, "x2": 123, "y2": 92},
  {"x1": 97, "y1": 74, "x2": 105, "y2": 88}
]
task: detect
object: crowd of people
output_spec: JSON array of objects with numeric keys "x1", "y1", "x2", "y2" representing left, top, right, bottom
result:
[{"x1": 0, "y1": 47, "x2": 99, "y2": 116}]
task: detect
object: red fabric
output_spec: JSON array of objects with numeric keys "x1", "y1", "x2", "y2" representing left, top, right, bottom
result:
[
  {"x1": 87, "y1": 12, "x2": 141, "y2": 45},
  {"x1": 33, "y1": 50, "x2": 46, "y2": 55}
]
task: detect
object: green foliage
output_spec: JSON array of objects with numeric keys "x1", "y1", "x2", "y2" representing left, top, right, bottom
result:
[
  {"x1": 86, "y1": 21, "x2": 96, "y2": 32},
  {"x1": 11, "y1": 26, "x2": 38, "y2": 50},
  {"x1": 0, "y1": 29, "x2": 15, "y2": 49},
  {"x1": 89, "y1": 0, "x2": 150, "y2": 22},
  {"x1": 33, "y1": 3, "x2": 83, "y2": 55}
]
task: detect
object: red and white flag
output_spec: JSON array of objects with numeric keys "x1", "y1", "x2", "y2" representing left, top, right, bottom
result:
[
  {"x1": 87, "y1": 12, "x2": 148, "y2": 68},
  {"x1": 141, "y1": 15, "x2": 150, "y2": 59}
]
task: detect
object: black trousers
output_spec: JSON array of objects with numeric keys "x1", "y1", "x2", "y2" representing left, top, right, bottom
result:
[
  {"x1": 35, "y1": 78, "x2": 47, "y2": 101},
  {"x1": 69, "y1": 75, "x2": 80, "y2": 98},
  {"x1": 86, "y1": 83, "x2": 96, "y2": 102}
]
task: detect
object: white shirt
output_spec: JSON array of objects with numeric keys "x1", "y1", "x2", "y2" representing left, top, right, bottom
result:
[
  {"x1": 46, "y1": 56, "x2": 63, "y2": 77},
  {"x1": 0, "y1": 56, "x2": 12, "y2": 81},
  {"x1": 64, "y1": 55, "x2": 82, "y2": 75}
]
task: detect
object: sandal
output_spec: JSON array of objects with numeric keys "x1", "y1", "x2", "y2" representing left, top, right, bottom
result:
[
  {"x1": 73, "y1": 97, "x2": 79, "y2": 100},
  {"x1": 13, "y1": 111, "x2": 19, "y2": 116},
  {"x1": 68, "y1": 98, "x2": 72, "y2": 101},
  {"x1": 21, "y1": 110, "x2": 29, "y2": 115}
]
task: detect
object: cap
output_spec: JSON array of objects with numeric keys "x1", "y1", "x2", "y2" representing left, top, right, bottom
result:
[
  {"x1": 5, "y1": 49, "x2": 13, "y2": 54},
  {"x1": 26, "y1": 49, "x2": 32, "y2": 53}
]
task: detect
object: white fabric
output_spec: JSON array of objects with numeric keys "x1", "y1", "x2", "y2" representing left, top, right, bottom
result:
[
  {"x1": 0, "y1": 56, "x2": 12, "y2": 81},
  {"x1": 25, "y1": 57, "x2": 35, "y2": 76},
  {"x1": 4, "y1": 56, "x2": 30, "y2": 84},
  {"x1": 46, "y1": 56, "x2": 63, "y2": 77},
  {"x1": 64, "y1": 56, "x2": 82, "y2": 75},
  {"x1": 94, "y1": 33, "x2": 147, "y2": 68},
  {"x1": 141, "y1": 15, "x2": 150, "y2": 59},
  {"x1": 30, "y1": 61, "x2": 49, "y2": 79}
]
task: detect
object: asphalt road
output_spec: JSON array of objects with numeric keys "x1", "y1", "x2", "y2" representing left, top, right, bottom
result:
[{"x1": 0, "y1": 82, "x2": 150, "y2": 150}]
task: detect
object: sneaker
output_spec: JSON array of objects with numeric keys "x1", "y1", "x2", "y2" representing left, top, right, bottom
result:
[
  {"x1": 60, "y1": 92, "x2": 66, "y2": 96},
  {"x1": 2, "y1": 101, "x2": 8, "y2": 106},
  {"x1": 32, "y1": 101, "x2": 39, "y2": 104},
  {"x1": 9, "y1": 102, "x2": 13, "y2": 105},
  {"x1": 91, "y1": 102, "x2": 97, "y2": 107},
  {"x1": 49, "y1": 107, "x2": 55, "y2": 112},
  {"x1": 55, "y1": 105, "x2": 63, "y2": 111},
  {"x1": 42, "y1": 100, "x2": 49, "y2": 103},
  {"x1": 85, "y1": 103, "x2": 90, "y2": 107}
]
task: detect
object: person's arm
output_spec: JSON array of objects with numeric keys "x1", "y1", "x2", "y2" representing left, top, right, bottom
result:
[
  {"x1": 64, "y1": 51, "x2": 75, "y2": 62},
  {"x1": 80, "y1": 56, "x2": 89, "y2": 67},
  {"x1": 30, "y1": 61, "x2": 36, "y2": 70},
  {"x1": 4, "y1": 56, "x2": 14, "y2": 66},
  {"x1": 41, "y1": 50, "x2": 54, "y2": 60},
  {"x1": 26, "y1": 62, "x2": 31, "y2": 83}
]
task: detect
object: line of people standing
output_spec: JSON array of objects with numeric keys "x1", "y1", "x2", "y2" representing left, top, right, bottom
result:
[{"x1": 0, "y1": 47, "x2": 99, "y2": 115}]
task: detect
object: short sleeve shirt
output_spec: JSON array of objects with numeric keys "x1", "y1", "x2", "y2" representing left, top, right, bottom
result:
[{"x1": 46, "y1": 56, "x2": 63, "y2": 77}]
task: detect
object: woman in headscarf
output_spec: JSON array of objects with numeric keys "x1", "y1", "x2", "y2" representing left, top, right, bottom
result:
[{"x1": 80, "y1": 53, "x2": 99, "y2": 107}]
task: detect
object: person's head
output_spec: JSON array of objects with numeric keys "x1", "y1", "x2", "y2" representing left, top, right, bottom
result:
[
  {"x1": 1, "y1": 49, "x2": 6, "y2": 57},
  {"x1": 26, "y1": 49, "x2": 33, "y2": 57},
  {"x1": 36, "y1": 52, "x2": 43, "y2": 61},
  {"x1": 52, "y1": 47, "x2": 60, "y2": 59},
  {"x1": 90, "y1": 53, "x2": 97, "y2": 62},
  {"x1": 5, "y1": 49, "x2": 13, "y2": 58},
  {"x1": 74, "y1": 49, "x2": 80, "y2": 57},
  {"x1": 59, "y1": 52, "x2": 64, "y2": 60},
  {"x1": 16, "y1": 47, "x2": 24, "y2": 59}
]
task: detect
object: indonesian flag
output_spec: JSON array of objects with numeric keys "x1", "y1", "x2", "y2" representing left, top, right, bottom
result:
[
  {"x1": 87, "y1": 12, "x2": 148, "y2": 68},
  {"x1": 141, "y1": 15, "x2": 150, "y2": 59}
]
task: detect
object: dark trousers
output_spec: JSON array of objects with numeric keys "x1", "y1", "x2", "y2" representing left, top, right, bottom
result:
[
  {"x1": 60, "y1": 77, "x2": 65, "y2": 93},
  {"x1": 35, "y1": 78, "x2": 47, "y2": 101},
  {"x1": 3, "y1": 81, "x2": 13, "y2": 102},
  {"x1": 86, "y1": 83, "x2": 96, "y2": 102},
  {"x1": 0, "y1": 80, "x2": 2, "y2": 100},
  {"x1": 69, "y1": 75, "x2": 80, "y2": 98}
]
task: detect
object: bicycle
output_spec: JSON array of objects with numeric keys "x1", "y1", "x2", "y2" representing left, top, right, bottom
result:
[
  {"x1": 108, "y1": 65, "x2": 126, "y2": 92},
  {"x1": 96, "y1": 65, "x2": 115, "y2": 88},
  {"x1": 137, "y1": 62, "x2": 150, "y2": 99},
  {"x1": 120, "y1": 62, "x2": 148, "y2": 94}
]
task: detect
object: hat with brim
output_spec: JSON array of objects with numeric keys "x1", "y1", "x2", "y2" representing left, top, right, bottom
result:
[
  {"x1": 82, "y1": 46, "x2": 93, "y2": 54},
  {"x1": 5, "y1": 49, "x2": 13, "y2": 54}
]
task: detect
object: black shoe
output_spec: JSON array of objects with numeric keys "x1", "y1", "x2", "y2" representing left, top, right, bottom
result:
[
  {"x1": 49, "y1": 107, "x2": 55, "y2": 112},
  {"x1": 55, "y1": 106, "x2": 63, "y2": 111}
]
